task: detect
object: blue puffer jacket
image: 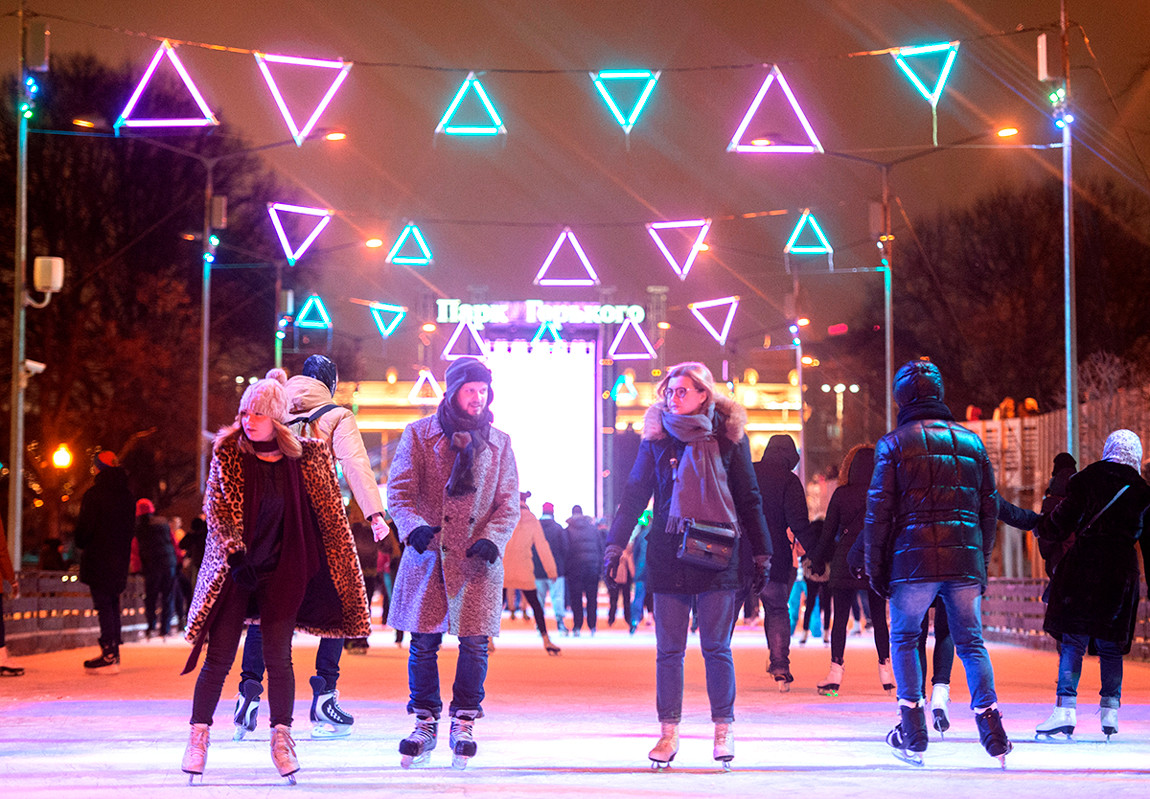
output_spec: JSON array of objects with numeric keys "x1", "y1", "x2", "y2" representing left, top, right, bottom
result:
[{"x1": 864, "y1": 361, "x2": 999, "y2": 592}]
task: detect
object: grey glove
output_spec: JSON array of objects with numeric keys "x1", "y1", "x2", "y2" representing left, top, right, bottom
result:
[
  {"x1": 466, "y1": 538, "x2": 499, "y2": 564},
  {"x1": 407, "y1": 525, "x2": 441, "y2": 554}
]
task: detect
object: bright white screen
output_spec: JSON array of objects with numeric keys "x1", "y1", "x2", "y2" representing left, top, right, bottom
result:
[{"x1": 484, "y1": 339, "x2": 597, "y2": 520}]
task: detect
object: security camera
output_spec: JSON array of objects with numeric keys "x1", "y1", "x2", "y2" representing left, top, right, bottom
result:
[{"x1": 24, "y1": 359, "x2": 46, "y2": 375}]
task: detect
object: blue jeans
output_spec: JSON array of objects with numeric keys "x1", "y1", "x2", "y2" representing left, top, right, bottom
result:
[
  {"x1": 762, "y1": 571, "x2": 796, "y2": 678},
  {"x1": 1056, "y1": 633, "x2": 1123, "y2": 707},
  {"x1": 654, "y1": 590, "x2": 738, "y2": 723},
  {"x1": 241, "y1": 625, "x2": 344, "y2": 692},
  {"x1": 407, "y1": 632, "x2": 489, "y2": 719},
  {"x1": 889, "y1": 581, "x2": 997, "y2": 709},
  {"x1": 535, "y1": 577, "x2": 567, "y2": 630}
]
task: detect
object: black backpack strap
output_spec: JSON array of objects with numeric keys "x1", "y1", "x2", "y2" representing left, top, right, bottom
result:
[{"x1": 288, "y1": 403, "x2": 341, "y2": 428}]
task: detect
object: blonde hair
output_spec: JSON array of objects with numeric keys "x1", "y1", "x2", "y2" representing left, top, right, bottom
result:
[
  {"x1": 214, "y1": 417, "x2": 303, "y2": 459},
  {"x1": 656, "y1": 361, "x2": 715, "y2": 410}
]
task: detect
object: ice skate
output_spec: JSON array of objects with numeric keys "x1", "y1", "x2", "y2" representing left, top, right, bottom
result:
[
  {"x1": 975, "y1": 706, "x2": 1012, "y2": 768},
  {"x1": 648, "y1": 721, "x2": 679, "y2": 769},
  {"x1": 772, "y1": 672, "x2": 794, "y2": 693},
  {"x1": 886, "y1": 703, "x2": 928, "y2": 766},
  {"x1": 877, "y1": 659, "x2": 895, "y2": 694},
  {"x1": 817, "y1": 662, "x2": 844, "y2": 696},
  {"x1": 232, "y1": 679, "x2": 262, "y2": 741},
  {"x1": 308, "y1": 675, "x2": 353, "y2": 738},
  {"x1": 930, "y1": 683, "x2": 950, "y2": 736},
  {"x1": 181, "y1": 723, "x2": 209, "y2": 785},
  {"x1": 1035, "y1": 703, "x2": 1075, "y2": 741},
  {"x1": 270, "y1": 724, "x2": 299, "y2": 784},
  {"x1": 0, "y1": 647, "x2": 24, "y2": 676},
  {"x1": 713, "y1": 722, "x2": 734, "y2": 769},
  {"x1": 449, "y1": 711, "x2": 478, "y2": 770},
  {"x1": 1101, "y1": 705, "x2": 1119, "y2": 741},
  {"x1": 83, "y1": 643, "x2": 120, "y2": 675},
  {"x1": 541, "y1": 633, "x2": 561, "y2": 656},
  {"x1": 398, "y1": 711, "x2": 438, "y2": 768}
]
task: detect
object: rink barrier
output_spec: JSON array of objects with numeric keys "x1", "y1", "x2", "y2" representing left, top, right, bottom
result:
[{"x1": 2, "y1": 571, "x2": 148, "y2": 657}]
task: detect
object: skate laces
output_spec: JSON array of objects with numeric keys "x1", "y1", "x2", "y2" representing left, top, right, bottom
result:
[
  {"x1": 450, "y1": 716, "x2": 475, "y2": 745},
  {"x1": 189, "y1": 725, "x2": 209, "y2": 754},
  {"x1": 411, "y1": 717, "x2": 437, "y2": 743},
  {"x1": 272, "y1": 726, "x2": 297, "y2": 757}
]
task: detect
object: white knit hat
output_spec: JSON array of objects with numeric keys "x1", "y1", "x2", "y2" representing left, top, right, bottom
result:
[
  {"x1": 239, "y1": 368, "x2": 289, "y2": 421},
  {"x1": 1102, "y1": 429, "x2": 1142, "y2": 471}
]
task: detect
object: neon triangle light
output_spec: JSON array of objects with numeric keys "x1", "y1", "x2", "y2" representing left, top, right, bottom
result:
[
  {"x1": 254, "y1": 52, "x2": 353, "y2": 146},
  {"x1": 590, "y1": 70, "x2": 661, "y2": 134},
  {"x1": 727, "y1": 65, "x2": 823, "y2": 154},
  {"x1": 610, "y1": 373, "x2": 639, "y2": 402},
  {"x1": 531, "y1": 321, "x2": 563, "y2": 344},
  {"x1": 607, "y1": 318, "x2": 657, "y2": 360},
  {"x1": 295, "y1": 295, "x2": 332, "y2": 329},
  {"x1": 646, "y1": 219, "x2": 712, "y2": 281},
  {"x1": 435, "y1": 71, "x2": 506, "y2": 136},
  {"x1": 368, "y1": 302, "x2": 407, "y2": 337},
  {"x1": 385, "y1": 223, "x2": 433, "y2": 265},
  {"x1": 783, "y1": 208, "x2": 834, "y2": 272},
  {"x1": 441, "y1": 321, "x2": 487, "y2": 361},
  {"x1": 267, "y1": 202, "x2": 334, "y2": 265},
  {"x1": 408, "y1": 369, "x2": 444, "y2": 405},
  {"x1": 114, "y1": 40, "x2": 219, "y2": 133},
  {"x1": 688, "y1": 296, "x2": 739, "y2": 346},
  {"x1": 533, "y1": 227, "x2": 601, "y2": 287},
  {"x1": 891, "y1": 41, "x2": 959, "y2": 108}
]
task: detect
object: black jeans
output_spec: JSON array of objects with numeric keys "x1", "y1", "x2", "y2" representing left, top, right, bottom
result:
[
  {"x1": 916, "y1": 597, "x2": 954, "y2": 693},
  {"x1": 830, "y1": 586, "x2": 890, "y2": 665},
  {"x1": 191, "y1": 576, "x2": 303, "y2": 728},
  {"x1": 568, "y1": 573, "x2": 600, "y2": 632},
  {"x1": 803, "y1": 580, "x2": 831, "y2": 633},
  {"x1": 143, "y1": 569, "x2": 175, "y2": 635},
  {"x1": 89, "y1": 586, "x2": 123, "y2": 647},
  {"x1": 607, "y1": 579, "x2": 633, "y2": 627}
]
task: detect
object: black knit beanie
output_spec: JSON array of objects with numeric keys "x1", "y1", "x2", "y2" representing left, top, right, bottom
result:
[{"x1": 445, "y1": 357, "x2": 493, "y2": 407}]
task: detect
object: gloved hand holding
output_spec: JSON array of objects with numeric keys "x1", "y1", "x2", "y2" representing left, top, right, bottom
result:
[
  {"x1": 603, "y1": 544, "x2": 624, "y2": 583},
  {"x1": 227, "y1": 550, "x2": 259, "y2": 592},
  {"x1": 752, "y1": 555, "x2": 771, "y2": 595},
  {"x1": 407, "y1": 525, "x2": 441, "y2": 554},
  {"x1": 466, "y1": 538, "x2": 500, "y2": 564},
  {"x1": 869, "y1": 576, "x2": 891, "y2": 599}
]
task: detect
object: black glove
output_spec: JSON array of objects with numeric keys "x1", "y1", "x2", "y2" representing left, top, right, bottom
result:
[
  {"x1": 227, "y1": 551, "x2": 259, "y2": 592},
  {"x1": 466, "y1": 538, "x2": 500, "y2": 564},
  {"x1": 751, "y1": 555, "x2": 771, "y2": 596},
  {"x1": 407, "y1": 525, "x2": 441, "y2": 554},
  {"x1": 869, "y1": 576, "x2": 891, "y2": 599},
  {"x1": 603, "y1": 545, "x2": 623, "y2": 583}
]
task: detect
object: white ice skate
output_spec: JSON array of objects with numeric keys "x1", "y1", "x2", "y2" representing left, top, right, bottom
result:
[
  {"x1": 449, "y1": 712, "x2": 478, "y2": 770},
  {"x1": 877, "y1": 659, "x2": 895, "y2": 694},
  {"x1": 181, "y1": 723, "x2": 210, "y2": 785},
  {"x1": 713, "y1": 722, "x2": 734, "y2": 770},
  {"x1": 1035, "y1": 704, "x2": 1075, "y2": 741},
  {"x1": 817, "y1": 662, "x2": 844, "y2": 696},
  {"x1": 270, "y1": 724, "x2": 299, "y2": 784},
  {"x1": 930, "y1": 683, "x2": 950, "y2": 737},
  {"x1": 399, "y1": 712, "x2": 438, "y2": 768},
  {"x1": 1101, "y1": 706, "x2": 1118, "y2": 741},
  {"x1": 309, "y1": 675, "x2": 353, "y2": 738},
  {"x1": 648, "y1": 721, "x2": 679, "y2": 769}
]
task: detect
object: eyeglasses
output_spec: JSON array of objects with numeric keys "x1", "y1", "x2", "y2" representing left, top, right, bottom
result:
[{"x1": 663, "y1": 387, "x2": 700, "y2": 401}]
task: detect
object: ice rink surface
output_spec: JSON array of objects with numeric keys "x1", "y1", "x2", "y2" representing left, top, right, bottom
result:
[{"x1": 2, "y1": 617, "x2": 1148, "y2": 797}]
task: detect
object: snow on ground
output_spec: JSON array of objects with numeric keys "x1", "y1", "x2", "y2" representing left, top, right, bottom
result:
[{"x1": 2, "y1": 615, "x2": 1149, "y2": 797}]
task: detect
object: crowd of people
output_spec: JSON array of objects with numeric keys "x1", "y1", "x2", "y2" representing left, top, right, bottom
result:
[{"x1": 21, "y1": 353, "x2": 1149, "y2": 783}]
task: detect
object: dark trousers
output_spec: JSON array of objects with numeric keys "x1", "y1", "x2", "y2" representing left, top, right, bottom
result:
[
  {"x1": 802, "y1": 580, "x2": 831, "y2": 633},
  {"x1": 192, "y1": 577, "x2": 303, "y2": 728},
  {"x1": 143, "y1": 569, "x2": 175, "y2": 636},
  {"x1": 916, "y1": 597, "x2": 954, "y2": 693},
  {"x1": 242, "y1": 624, "x2": 345, "y2": 693},
  {"x1": 89, "y1": 586, "x2": 123, "y2": 647},
  {"x1": 568, "y1": 573, "x2": 600, "y2": 632},
  {"x1": 830, "y1": 586, "x2": 890, "y2": 665},
  {"x1": 607, "y1": 579, "x2": 633, "y2": 627},
  {"x1": 520, "y1": 589, "x2": 549, "y2": 637}
]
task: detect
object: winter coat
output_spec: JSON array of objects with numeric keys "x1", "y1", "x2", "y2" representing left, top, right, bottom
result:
[
  {"x1": 1037, "y1": 456, "x2": 1078, "y2": 577},
  {"x1": 286, "y1": 375, "x2": 384, "y2": 519},
  {"x1": 608, "y1": 395, "x2": 771, "y2": 595},
  {"x1": 74, "y1": 467, "x2": 136, "y2": 594},
  {"x1": 134, "y1": 514, "x2": 177, "y2": 578},
  {"x1": 1039, "y1": 459, "x2": 1150, "y2": 651},
  {"x1": 813, "y1": 447, "x2": 875, "y2": 589},
  {"x1": 505, "y1": 502, "x2": 557, "y2": 590},
  {"x1": 185, "y1": 435, "x2": 371, "y2": 644},
  {"x1": 539, "y1": 515, "x2": 568, "y2": 575},
  {"x1": 0, "y1": 521, "x2": 14, "y2": 586},
  {"x1": 564, "y1": 513, "x2": 603, "y2": 581},
  {"x1": 864, "y1": 368, "x2": 998, "y2": 593},
  {"x1": 754, "y1": 434, "x2": 811, "y2": 582},
  {"x1": 386, "y1": 414, "x2": 520, "y2": 637}
]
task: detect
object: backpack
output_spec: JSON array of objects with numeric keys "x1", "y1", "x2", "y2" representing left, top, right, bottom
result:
[{"x1": 287, "y1": 403, "x2": 340, "y2": 439}]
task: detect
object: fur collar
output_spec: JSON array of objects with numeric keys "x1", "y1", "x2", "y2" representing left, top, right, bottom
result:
[{"x1": 641, "y1": 394, "x2": 747, "y2": 443}]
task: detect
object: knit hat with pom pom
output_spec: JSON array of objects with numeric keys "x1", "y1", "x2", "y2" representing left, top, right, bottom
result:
[{"x1": 239, "y1": 368, "x2": 289, "y2": 421}]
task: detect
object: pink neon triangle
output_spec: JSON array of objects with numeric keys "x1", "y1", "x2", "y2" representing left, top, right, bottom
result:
[
  {"x1": 646, "y1": 219, "x2": 711, "y2": 281},
  {"x1": 441, "y1": 322, "x2": 488, "y2": 361},
  {"x1": 689, "y1": 297, "x2": 740, "y2": 346},
  {"x1": 607, "y1": 318, "x2": 657, "y2": 360},
  {"x1": 254, "y1": 53, "x2": 353, "y2": 146},
  {"x1": 533, "y1": 227, "x2": 601, "y2": 287}
]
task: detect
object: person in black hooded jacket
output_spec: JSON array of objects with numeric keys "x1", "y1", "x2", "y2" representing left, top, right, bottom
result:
[
  {"x1": 752, "y1": 434, "x2": 810, "y2": 690},
  {"x1": 864, "y1": 358, "x2": 1011, "y2": 766}
]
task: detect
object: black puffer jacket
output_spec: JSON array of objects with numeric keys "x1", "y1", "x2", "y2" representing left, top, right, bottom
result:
[
  {"x1": 864, "y1": 361, "x2": 998, "y2": 592},
  {"x1": 74, "y1": 466, "x2": 136, "y2": 593},
  {"x1": 565, "y1": 513, "x2": 603, "y2": 581},
  {"x1": 812, "y1": 446, "x2": 874, "y2": 589},
  {"x1": 608, "y1": 395, "x2": 771, "y2": 594},
  {"x1": 753, "y1": 435, "x2": 810, "y2": 582}
]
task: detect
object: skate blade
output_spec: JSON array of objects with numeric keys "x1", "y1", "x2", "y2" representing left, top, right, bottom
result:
[
  {"x1": 777, "y1": 682, "x2": 791, "y2": 693},
  {"x1": 400, "y1": 752, "x2": 432, "y2": 769},
  {"x1": 185, "y1": 772, "x2": 202, "y2": 786},
  {"x1": 817, "y1": 687, "x2": 839, "y2": 697},
  {"x1": 85, "y1": 665, "x2": 120, "y2": 675},
  {"x1": 1035, "y1": 730, "x2": 1074, "y2": 742},
  {"x1": 233, "y1": 727, "x2": 249, "y2": 742},
  {"x1": 932, "y1": 712, "x2": 950, "y2": 734},
  {"x1": 649, "y1": 759, "x2": 672, "y2": 770},
  {"x1": 893, "y1": 749, "x2": 925, "y2": 766},
  {"x1": 283, "y1": 772, "x2": 298, "y2": 785},
  {"x1": 451, "y1": 754, "x2": 471, "y2": 770},
  {"x1": 310, "y1": 723, "x2": 352, "y2": 739}
]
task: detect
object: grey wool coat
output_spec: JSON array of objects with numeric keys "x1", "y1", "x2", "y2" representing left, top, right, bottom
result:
[{"x1": 386, "y1": 414, "x2": 520, "y2": 637}]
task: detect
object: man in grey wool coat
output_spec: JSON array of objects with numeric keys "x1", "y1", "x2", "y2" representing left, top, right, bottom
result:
[{"x1": 387, "y1": 356, "x2": 520, "y2": 769}]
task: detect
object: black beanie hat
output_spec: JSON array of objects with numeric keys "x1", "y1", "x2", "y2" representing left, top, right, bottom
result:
[
  {"x1": 303, "y1": 354, "x2": 338, "y2": 396},
  {"x1": 445, "y1": 357, "x2": 493, "y2": 407}
]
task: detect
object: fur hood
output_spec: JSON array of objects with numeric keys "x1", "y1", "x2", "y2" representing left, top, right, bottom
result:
[{"x1": 641, "y1": 393, "x2": 747, "y2": 443}]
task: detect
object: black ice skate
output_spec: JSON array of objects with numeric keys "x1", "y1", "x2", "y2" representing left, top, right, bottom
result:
[
  {"x1": 83, "y1": 643, "x2": 120, "y2": 675},
  {"x1": 399, "y1": 711, "x2": 438, "y2": 768},
  {"x1": 232, "y1": 679, "x2": 262, "y2": 741},
  {"x1": 975, "y1": 706, "x2": 1012, "y2": 768},
  {"x1": 309, "y1": 675, "x2": 353, "y2": 738},
  {"x1": 449, "y1": 711, "x2": 479, "y2": 770},
  {"x1": 886, "y1": 703, "x2": 928, "y2": 766}
]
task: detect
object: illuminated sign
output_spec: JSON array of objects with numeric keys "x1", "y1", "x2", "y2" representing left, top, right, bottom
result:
[{"x1": 435, "y1": 298, "x2": 645, "y2": 330}]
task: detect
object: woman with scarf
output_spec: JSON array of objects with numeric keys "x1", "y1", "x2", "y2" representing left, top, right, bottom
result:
[
  {"x1": 605, "y1": 362, "x2": 771, "y2": 769},
  {"x1": 180, "y1": 370, "x2": 370, "y2": 784},
  {"x1": 1035, "y1": 429, "x2": 1150, "y2": 741}
]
